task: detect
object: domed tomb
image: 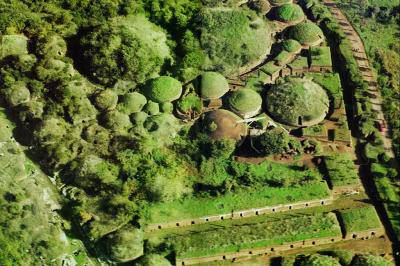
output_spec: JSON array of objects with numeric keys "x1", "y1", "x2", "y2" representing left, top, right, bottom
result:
[
  {"x1": 203, "y1": 109, "x2": 247, "y2": 141},
  {"x1": 198, "y1": 72, "x2": 229, "y2": 100},
  {"x1": 275, "y1": 4, "x2": 305, "y2": 23},
  {"x1": 286, "y1": 22, "x2": 324, "y2": 46},
  {"x1": 143, "y1": 76, "x2": 182, "y2": 103},
  {"x1": 266, "y1": 78, "x2": 329, "y2": 127},
  {"x1": 228, "y1": 89, "x2": 262, "y2": 118}
]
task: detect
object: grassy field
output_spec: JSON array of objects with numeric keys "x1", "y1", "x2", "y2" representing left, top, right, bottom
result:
[
  {"x1": 144, "y1": 181, "x2": 330, "y2": 224},
  {"x1": 324, "y1": 154, "x2": 359, "y2": 187},
  {"x1": 339, "y1": 206, "x2": 382, "y2": 233},
  {"x1": 169, "y1": 212, "x2": 341, "y2": 259}
]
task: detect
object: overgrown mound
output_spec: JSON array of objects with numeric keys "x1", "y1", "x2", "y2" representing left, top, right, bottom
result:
[
  {"x1": 197, "y1": 8, "x2": 273, "y2": 76},
  {"x1": 81, "y1": 15, "x2": 172, "y2": 86},
  {"x1": 286, "y1": 21, "x2": 324, "y2": 45},
  {"x1": 143, "y1": 76, "x2": 182, "y2": 103},
  {"x1": 197, "y1": 72, "x2": 229, "y2": 100},
  {"x1": 266, "y1": 77, "x2": 329, "y2": 127},
  {"x1": 228, "y1": 89, "x2": 262, "y2": 118},
  {"x1": 275, "y1": 4, "x2": 304, "y2": 23},
  {"x1": 282, "y1": 39, "x2": 302, "y2": 52},
  {"x1": 203, "y1": 109, "x2": 247, "y2": 141}
]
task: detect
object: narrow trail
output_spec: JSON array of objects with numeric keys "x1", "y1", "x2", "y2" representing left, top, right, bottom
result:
[
  {"x1": 322, "y1": 0, "x2": 395, "y2": 157},
  {"x1": 321, "y1": 0, "x2": 400, "y2": 263}
]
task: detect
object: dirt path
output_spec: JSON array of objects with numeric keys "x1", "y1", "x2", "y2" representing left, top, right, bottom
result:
[{"x1": 322, "y1": 0, "x2": 395, "y2": 158}]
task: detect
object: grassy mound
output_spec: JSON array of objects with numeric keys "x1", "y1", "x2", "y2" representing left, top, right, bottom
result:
[
  {"x1": 198, "y1": 8, "x2": 273, "y2": 76},
  {"x1": 266, "y1": 77, "x2": 329, "y2": 127},
  {"x1": 198, "y1": 72, "x2": 230, "y2": 100},
  {"x1": 282, "y1": 39, "x2": 302, "y2": 53},
  {"x1": 228, "y1": 89, "x2": 262, "y2": 118},
  {"x1": 143, "y1": 76, "x2": 182, "y2": 103},
  {"x1": 203, "y1": 109, "x2": 247, "y2": 141},
  {"x1": 275, "y1": 4, "x2": 305, "y2": 23},
  {"x1": 117, "y1": 92, "x2": 147, "y2": 114},
  {"x1": 287, "y1": 21, "x2": 324, "y2": 45}
]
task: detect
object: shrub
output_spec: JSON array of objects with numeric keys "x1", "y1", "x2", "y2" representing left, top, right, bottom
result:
[
  {"x1": 177, "y1": 93, "x2": 203, "y2": 114},
  {"x1": 144, "y1": 101, "x2": 160, "y2": 116},
  {"x1": 160, "y1": 102, "x2": 174, "y2": 113}
]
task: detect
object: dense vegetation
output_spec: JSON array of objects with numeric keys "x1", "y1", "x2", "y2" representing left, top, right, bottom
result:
[{"x1": 0, "y1": 0, "x2": 396, "y2": 264}]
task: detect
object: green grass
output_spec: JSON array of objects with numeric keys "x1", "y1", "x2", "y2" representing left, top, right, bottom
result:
[
  {"x1": 288, "y1": 55, "x2": 309, "y2": 68},
  {"x1": 324, "y1": 154, "x2": 359, "y2": 187},
  {"x1": 339, "y1": 206, "x2": 381, "y2": 233},
  {"x1": 170, "y1": 212, "x2": 341, "y2": 259},
  {"x1": 144, "y1": 181, "x2": 330, "y2": 224},
  {"x1": 304, "y1": 73, "x2": 343, "y2": 109},
  {"x1": 260, "y1": 61, "x2": 282, "y2": 75},
  {"x1": 302, "y1": 124, "x2": 327, "y2": 137},
  {"x1": 310, "y1": 46, "x2": 332, "y2": 67}
]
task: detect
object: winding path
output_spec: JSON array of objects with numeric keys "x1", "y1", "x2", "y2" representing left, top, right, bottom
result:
[{"x1": 322, "y1": 0, "x2": 395, "y2": 158}]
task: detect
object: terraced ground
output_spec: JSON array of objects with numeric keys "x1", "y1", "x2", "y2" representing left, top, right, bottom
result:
[{"x1": 140, "y1": 2, "x2": 398, "y2": 265}]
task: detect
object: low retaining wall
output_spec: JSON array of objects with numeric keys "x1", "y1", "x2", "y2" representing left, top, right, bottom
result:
[
  {"x1": 145, "y1": 196, "x2": 334, "y2": 232},
  {"x1": 176, "y1": 228, "x2": 385, "y2": 266}
]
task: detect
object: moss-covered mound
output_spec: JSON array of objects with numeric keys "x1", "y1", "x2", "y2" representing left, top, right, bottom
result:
[
  {"x1": 266, "y1": 77, "x2": 329, "y2": 127},
  {"x1": 117, "y1": 92, "x2": 147, "y2": 114},
  {"x1": 198, "y1": 8, "x2": 273, "y2": 76},
  {"x1": 203, "y1": 109, "x2": 247, "y2": 141},
  {"x1": 286, "y1": 21, "x2": 324, "y2": 45},
  {"x1": 228, "y1": 89, "x2": 262, "y2": 118},
  {"x1": 0, "y1": 34, "x2": 28, "y2": 59},
  {"x1": 282, "y1": 39, "x2": 302, "y2": 53},
  {"x1": 275, "y1": 4, "x2": 304, "y2": 23},
  {"x1": 143, "y1": 76, "x2": 182, "y2": 103},
  {"x1": 81, "y1": 15, "x2": 171, "y2": 86},
  {"x1": 198, "y1": 72, "x2": 230, "y2": 100}
]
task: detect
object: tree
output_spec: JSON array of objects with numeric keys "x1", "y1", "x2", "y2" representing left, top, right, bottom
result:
[
  {"x1": 81, "y1": 15, "x2": 172, "y2": 86},
  {"x1": 136, "y1": 254, "x2": 172, "y2": 266},
  {"x1": 299, "y1": 254, "x2": 341, "y2": 266},
  {"x1": 105, "y1": 226, "x2": 144, "y2": 263},
  {"x1": 95, "y1": 89, "x2": 118, "y2": 111},
  {"x1": 72, "y1": 155, "x2": 120, "y2": 191},
  {"x1": 351, "y1": 254, "x2": 391, "y2": 266},
  {"x1": 102, "y1": 110, "x2": 132, "y2": 134},
  {"x1": 255, "y1": 128, "x2": 290, "y2": 156}
]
